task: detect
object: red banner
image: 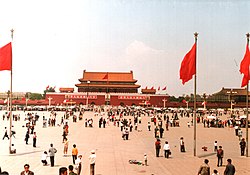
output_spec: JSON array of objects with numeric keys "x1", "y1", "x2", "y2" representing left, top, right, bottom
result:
[
  {"x1": 118, "y1": 96, "x2": 146, "y2": 100},
  {"x1": 66, "y1": 95, "x2": 97, "y2": 99}
]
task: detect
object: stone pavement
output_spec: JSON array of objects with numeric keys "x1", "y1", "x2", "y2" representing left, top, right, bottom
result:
[{"x1": 0, "y1": 110, "x2": 249, "y2": 175}]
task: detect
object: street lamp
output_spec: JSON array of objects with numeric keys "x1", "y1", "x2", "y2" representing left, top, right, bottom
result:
[
  {"x1": 86, "y1": 80, "x2": 90, "y2": 106},
  {"x1": 226, "y1": 89, "x2": 237, "y2": 116},
  {"x1": 202, "y1": 93, "x2": 208, "y2": 110},
  {"x1": 48, "y1": 97, "x2": 53, "y2": 107}
]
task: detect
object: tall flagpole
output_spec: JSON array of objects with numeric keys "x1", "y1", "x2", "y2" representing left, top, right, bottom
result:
[
  {"x1": 9, "y1": 28, "x2": 14, "y2": 154},
  {"x1": 246, "y1": 32, "x2": 249, "y2": 157},
  {"x1": 194, "y1": 32, "x2": 198, "y2": 157}
]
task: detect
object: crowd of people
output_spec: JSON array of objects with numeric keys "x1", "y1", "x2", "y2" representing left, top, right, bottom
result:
[{"x1": 0, "y1": 106, "x2": 248, "y2": 174}]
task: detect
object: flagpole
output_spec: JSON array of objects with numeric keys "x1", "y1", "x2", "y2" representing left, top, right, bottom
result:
[
  {"x1": 246, "y1": 32, "x2": 249, "y2": 157},
  {"x1": 9, "y1": 28, "x2": 14, "y2": 154},
  {"x1": 193, "y1": 32, "x2": 198, "y2": 157}
]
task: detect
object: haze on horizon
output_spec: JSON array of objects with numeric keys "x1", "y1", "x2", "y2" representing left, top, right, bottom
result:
[{"x1": 0, "y1": 0, "x2": 249, "y2": 97}]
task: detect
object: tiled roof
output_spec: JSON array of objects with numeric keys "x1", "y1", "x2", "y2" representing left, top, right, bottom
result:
[
  {"x1": 79, "y1": 70, "x2": 137, "y2": 82},
  {"x1": 214, "y1": 87, "x2": 250, "y2": 96},
  {"x1": 75, "y1": 84, "x2": 141, "y2": 88},
  {"x1": 59, "y1": 88, "x2": 74, "y2": 92}
]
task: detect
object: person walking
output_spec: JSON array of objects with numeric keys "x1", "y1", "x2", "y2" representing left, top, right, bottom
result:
[
  {"x1": 217, "y1": 146, "x2": 224, "y2": 167},
  {"x1": 20, "y1": 164, "x2": 34, "y2": 175},
  {"x1": 75, "y1": 155, "x2": 82, "y2": 175},
  {"x1": 197, "y1": 159, "x2": 210, "y2": 175},
  {"x1": 224, "y1": 159, "x2": 235, "y2": 175},
  {"x1": 2, "y1": 127, "x2": 9, "y2": 140},
  {"x1": 180, "y1": 137, "x2": 185, "y2": 152},
  {"x1": 25, "y1": 131, "x2": 29, "y2": 145},
  {"x1": 147, "y1": 122, "x2": 151, "y2": 131},
  {"x1": 63, "y1": 138, "x2": 69, "y2": 156},
  {"x1": 214, "y1": 141, "x2": 218, "y2": 152},
  {"x1": 155, "y1": 138, "x2": 161, "y2": 157},
  {"x1": 48, "y1": 143, "x2": 57, "y2": 167},
  {"x1": 159, "y1": 127, "x2": 164, "y2": 138},
  {"x1": 89, "y1": 150, "x2": 96, "y2": 175},
  {"x1": 239, "y1": 138, "x2": 246, "y2": 156},
  {"x1": 163, "y1": 141, "x2": 171, "y2": 158},
  {"x1": 33, "y1": 132, "x2": 37, "y2": 147},
  {"x1": 72, "y1": 144, "x2": 78, "y2": 165}
]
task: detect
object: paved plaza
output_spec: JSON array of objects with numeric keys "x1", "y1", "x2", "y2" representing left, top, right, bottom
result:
[{"x1": 0, "y1": 110, "x2": 249, "y2": 175}]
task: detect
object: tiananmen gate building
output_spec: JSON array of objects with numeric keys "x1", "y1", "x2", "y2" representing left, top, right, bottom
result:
[{"x1": 45, "y1": 70, "x2": 169, "y2": 107}]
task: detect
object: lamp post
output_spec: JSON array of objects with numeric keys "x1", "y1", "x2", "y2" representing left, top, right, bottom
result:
[
  {"x1": 25, "y1": 98, "x2": 29, "y2": 108},
  {"x1": 86, "y1": 80, "x2": 90, "y2": 106},
  {"x1": 226, "y1": 89, "x2": 237, "y2": 116},
  {"x1": 162, "y1": 98, "x2": 167, "y2": 108},
  {"x1": 48, "y1": 97, "x2": 53, "y2": 107},
  {"x1": 203, "y1": 93, "x2": 208, "y2": 110}
]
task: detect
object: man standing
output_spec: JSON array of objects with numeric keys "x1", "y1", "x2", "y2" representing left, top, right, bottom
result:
[
  {"x1": 197, "y1": 159, "x2": 210, "y2": 175},
  {"x1": 180, "y1": 137, "x2": 185, "y2": 152},
  {"x1": 163, "y1": 141, "x2": 170, "y2": 158},
  {"x1": 75, "y1": 155, "x2": 82, "y2": 175},
  {"x1": 159, "y1": 127, "x2": 164, "y2": 138},
  {"x1": 224, "y1": 159, "x2": 235, "y2": 175},
  {"x1": 239, "y1": 138, "x2": 246, "y2": 156},
  {"x1": 33, "y1": 132, "x2": 37, "y2": 147},
  {"x1": 155, "y1": 138, "x2": 161, "y2": 157},
  {"x1": 217, "y1": 146, "x2": 224, "y2": 167},
  {"x1": 72, "y1": 144, "x2": 78, "y2": 165},
  {"x1": 20, "y1": 164, "x2": 34, "y2": 175},
  {"x1": 89, "y1": 150, "x2": 96, "y2": 175},
  {"x1": 49, "y1": 143, "x2": 57, "y2": 167}
]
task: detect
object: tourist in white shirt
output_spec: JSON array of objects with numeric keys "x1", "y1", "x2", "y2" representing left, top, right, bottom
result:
[
  {"x1": 163, "y1": 141, "x2": 171, "y2": 158},
  {"x1": 41, "y1": 151, "x2": 48, "y2": 166},
  {"x1": 75, "y1": 155, "x2": 82, "y2": 175},
  {"x1": 89, "y1": 150, "x2": 96, "y2": 175}
]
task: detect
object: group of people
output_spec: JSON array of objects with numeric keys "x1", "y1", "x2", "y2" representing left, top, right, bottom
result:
[{"x1": 198, "y1": 158, "x2": 235, "y2": 175}]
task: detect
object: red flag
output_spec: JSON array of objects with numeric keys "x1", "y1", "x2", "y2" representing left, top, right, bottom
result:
[
  {"x1": 240, "y1": 44, "x2": 250, "y2": 87},
  {"x1": 162, "y1": 86, "x2": 167, "y2": 90},
  {"x1": 103, "y1": 73, "x2": 108, "y2": 80},
  {"x1": 158, "y1": 86, "x2": 160, "y2": 91},
  {"x1": 46, "y1": 85, "x2": 49, "y2": 90},
  {"x1": 145, "y1": 86, "x2": 148, "y2": 89},
  {"x1": 150, "y1": 86, "x2": 154, "y2": 90},
  {"x1": 180, "y1": 43, "x2": 196, "y2": 85},
  {"x1": 0, "y1": 42, "x2": 12, "y2": 71}
]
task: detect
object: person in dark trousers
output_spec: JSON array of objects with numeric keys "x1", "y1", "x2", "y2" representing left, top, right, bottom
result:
[
  {"x1": 239, "y1": 138, "x2": 246, "y2": 156},
  {"x1": 216, "y1": 146, "x2": 224, "y2": 167},
  {"x1": 33, "y1": 132, "x2": 37, "y2": 147},
  {"x1": 180, "y1": 137, "x2": 185, "y2": 152},
  {"x1": 224, "y1": 159, "x2": 235, "y2": 175},
  {"x1": 2, "y1": 127, "x2": 9, "y2": 140},
  {"x1": 48, "y1": 143, "x2": 57, "y2": 167},
  {"x1": 72, "y1": 144, "x2": 78, "y2": 165},
  {"x1": 103, "y1": 119, "x2": 106, "y2": 128},
  {"x1": 159, "y1": 127, "x2": 164, "y2": 138},
  {"x1": 155, "y1": 138, "x2": 161, "y2": 157},
  {"x1": 25, "y1": 131, "x2": 29, "y2": 144}
]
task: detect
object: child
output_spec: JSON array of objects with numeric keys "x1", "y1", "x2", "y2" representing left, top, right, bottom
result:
[
  {"x1": 214, "y1": 141, "x2": 218, "y2": 152},
  {"x1": 144, "y1": 153, "x2": 148, "y2": 166}
]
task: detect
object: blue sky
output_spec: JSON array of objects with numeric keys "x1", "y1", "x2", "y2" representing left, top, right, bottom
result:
[{"x1": 0, "y1": 0, "x2": 249, "y2": 96}]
